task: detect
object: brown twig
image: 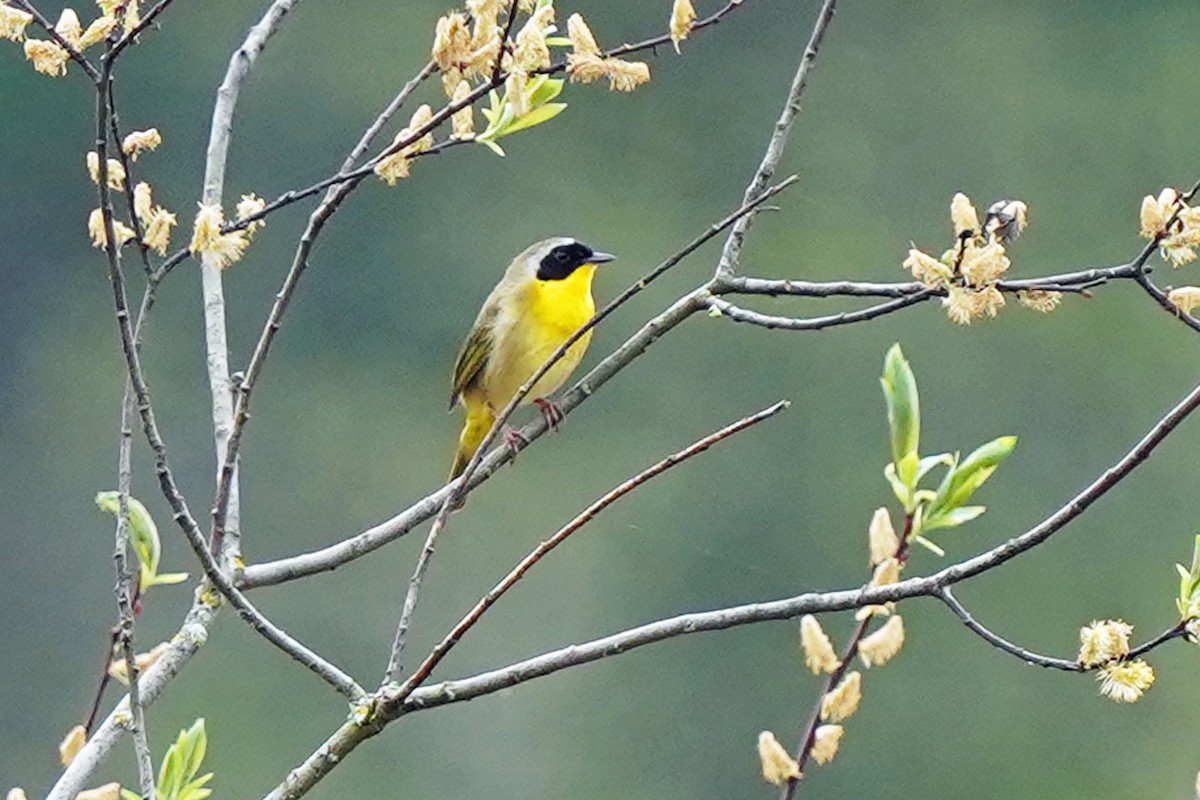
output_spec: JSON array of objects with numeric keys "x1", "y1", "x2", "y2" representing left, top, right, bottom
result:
[
  {"x1": 782, "y1": 515, "x2": 912, "y2": 800},
  {"x1": 12, "y1": 0, "x2": 101, "y2": 81},
  {"x1": 391, "y1": 401, "x2": 789, "y2": 698},
  {"x1": 107, "y1": 0, "x2": 178, "y2": 60}
]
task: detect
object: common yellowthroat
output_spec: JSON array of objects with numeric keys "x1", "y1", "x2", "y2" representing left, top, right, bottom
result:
[{"x1": 448, "y1": 237, "x2": 615, "y2": 479}]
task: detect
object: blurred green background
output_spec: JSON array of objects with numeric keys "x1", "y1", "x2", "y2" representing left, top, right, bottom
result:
[{"x1": 5, "y1": 0, "x2": 1200, "y2": 797}]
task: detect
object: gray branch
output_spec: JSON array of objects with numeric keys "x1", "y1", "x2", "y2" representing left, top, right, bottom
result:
[
  {"x1": 201, "y1": 0, "x2": 303, "y2": 562},
  {"x1": 714, "y1": 0, "x2": 838, "y2": 280}
]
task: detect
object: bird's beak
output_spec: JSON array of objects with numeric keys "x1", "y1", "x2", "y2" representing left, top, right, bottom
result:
[{"x1": 590, "y1": 251, "x2": 616, "y2": 264}]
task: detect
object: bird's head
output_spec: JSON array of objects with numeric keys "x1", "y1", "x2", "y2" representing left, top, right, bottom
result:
[{"x1": 518, "y1": 237, "x2": 616, "y2": 281}]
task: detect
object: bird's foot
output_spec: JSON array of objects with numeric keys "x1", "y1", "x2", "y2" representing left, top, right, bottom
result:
[
  {"x1": 502, "y1": 425, "x2": 528, "y2": 462},
  {"x1": 534, "y1": 397, "x2": 564, "y2": 432}
]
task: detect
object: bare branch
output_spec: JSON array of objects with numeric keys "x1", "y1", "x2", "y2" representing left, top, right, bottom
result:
[
  {"x1": 705, "y1": 292, "x2": 933, "y2": 331},
  {"x1": 937, "y1": 588, "x2": 1083, "y2": 671},
  {"x1": 211, "y1": 60, "x2": 437, "y2": 553},
  {"x1": 48, "y1": 604, "x2": 217, "y2": 800},
  {"x1": 937, "y1": 588, "x2": 1187, "y2": 671},
  {"x1": 115, "y1": 392, "x2": 156, "y2": 800},
  {"x1": 201, "y1": 0, "x2": 303, "y2": 561},
  {"x1": 725, "y1": 262, "x2": 1140, "y2": 299},
  {"x1": 713, "y1": 0, "x2": 838, "y2": 281},
  {"x1": 392, "y1": 401, "x2": 790, "y2": 697}
]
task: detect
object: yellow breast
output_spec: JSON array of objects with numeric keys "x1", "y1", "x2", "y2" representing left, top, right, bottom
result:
[{"x1": 482, "y1": 264, "x2": 597, "y2": 406}]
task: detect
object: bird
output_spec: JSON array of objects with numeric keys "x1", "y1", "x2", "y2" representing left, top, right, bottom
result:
[{"x1": 448, "y1": 237, "x2": 615, "y2": 480}]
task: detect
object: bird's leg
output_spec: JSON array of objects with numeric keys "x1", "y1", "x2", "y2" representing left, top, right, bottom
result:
[
  {"x1": 502, "y1": 425, "x2": 529, "y2": 460},
  {"x1": 534, "y1": 397, "x2": 564, "y2": 432},
  {"x1": 488, "y1": 402, "x2": 528, "y2": 461}
]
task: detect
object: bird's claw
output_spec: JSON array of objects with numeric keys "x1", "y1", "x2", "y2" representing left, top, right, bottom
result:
[{"x1": 534, "y1": 397, "x2": 564, "y2": 431}]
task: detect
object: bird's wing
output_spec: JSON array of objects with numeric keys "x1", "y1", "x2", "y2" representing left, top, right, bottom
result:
[{"x1": 449, "y1": 305, "x2": 497, "y2": 409}]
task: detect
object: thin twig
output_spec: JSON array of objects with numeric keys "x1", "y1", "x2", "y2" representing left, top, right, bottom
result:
[
  {"x1": 937, "y1": 588, "x2": 1187, "y2": 671},
  {"x1": 115, "y1": 388, "x2": 156, "y2": 800},
  {"x1": 724, "y1": 263, "x2": 1140, "y2": 299},
  {"x1": 782, "y1": 515, "x2": 912, "y2": 800},
  {"x1": 107, "y1": 0, "x2": 178, "y2": 60},
  {"x1": 339, "y1": 62, "x2": 437, "y2": 174},
  {"x1": 937, "y1": 588, "x2": 1081, "y2": 671},
  {"x1": 713, "y1": 0, "x2": 838, "y2": 281},
  {"x1": 380, "y1": 511, "x2": 447, "y2": 685},
  {"x1": 91, "y1": 48, "x2": 157, "y2": 800},
  {"x1": 12, "y1": 0, "x2": 102, "y2": 81},
  {"x1": 391, "y1": 401, "x2": 790, "y2": 697},
  {"x1": 706, "y1": 292, "x2": 933, "y2": 331},
  {"x1": 490, "y1": 0, "x2": 521, "y2": 86},
  {"x1": 106, "y1": 84, "x2": 155, "y2": 277}
]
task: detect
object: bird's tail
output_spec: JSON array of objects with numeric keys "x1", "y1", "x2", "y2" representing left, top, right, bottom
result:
[{"x1": 449, "y1": 401, "x2": 495, "y2": 480}]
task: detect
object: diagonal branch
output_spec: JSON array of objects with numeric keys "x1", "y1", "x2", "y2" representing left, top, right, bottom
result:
[
  {"x1": 374, "y1": 182, "x2": 797, "y2": 686},
  {"x1": 713, "y1": 0, "x2": 838, "y2": 281},
  {"x1": 265, "y1": 366, "x2": 1200, "y2": 742},
  {"x1": 107, "y1": 0, "x2": 180, "y2": 61},
  {"x1": 443, "y1": 177, "x2": 800, "y2": 516},
  {"x1": 12, "y1": 0, "x2": 101, "y2": 81},
  {"x1": 392, "y1": 401, "x2": 789, "y2": 697},
  {"x1": 265, "y1": 401, "x2": 790, "y2": 799}
]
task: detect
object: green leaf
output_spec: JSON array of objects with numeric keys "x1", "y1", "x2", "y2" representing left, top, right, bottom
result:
[
  {"x1": 156, "y1": 718, "x2": 208, "y2": 800},
  {"x1": 157, "y1": 740, "x2": 182, "y2": 800},
  {"x1": 928, "y1": 435, "x2": 1016, "y2": 518},
  {"x1": 178, "y1": 773, "x2": 212, "y2": 800},
  {"x1": 475, "y1": 138, "x2": 506, "y2": 157},
  {"x1": 883, "y1": 463, "x2": 912, "y2": 510},
  {"x1": 96, "y1": 491, "x2": 161, "y2": 581},
  {"x1": 1176, "y1": 534, "x2": 1200, "y2": 619},
  {"x1": 912, "y1": 534, "x2": 945, "y2": 556},
  {"x1": 545, "y1": 35, "x2": 572, "y2": 46},
  {"x1": 915, "y1": 452, "x2": 953, "y2": 485},
  {"x1": 527, "y1": 75, "x2": 564, "y2": 106},
  {"x1": 896, "y1": 450, "x2": 920, "y2": 490},
  {"x1": 121, "y1": 790, "x2": 142, "y2": 800},
  {"x1": 501, "y1": 102, "x2": 567, "y2": 136},
  {"x1": 146, "y1": 571, "x2": 189, "y2": 587},
  {"x1": 924, "y1": 505, "x2": 986, "y2": 531},
  {"x1": 179, "y1": 719, "x2": 207, "y2": 785},
  {"x1": 880, "y1": 344, "x2": 920, "y2": 475}
]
